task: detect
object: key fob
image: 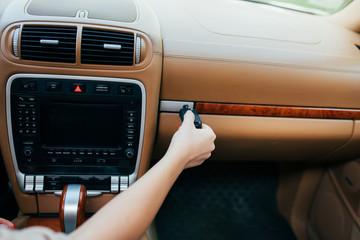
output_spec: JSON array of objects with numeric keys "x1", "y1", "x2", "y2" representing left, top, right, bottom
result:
[{"x1": 179, "y1": 107, "x2": 202, "y2": 129}]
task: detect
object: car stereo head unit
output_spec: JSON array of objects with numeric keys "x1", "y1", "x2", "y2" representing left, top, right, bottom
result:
[{"x1": 6, "y1": 74, "x2": 146, "y2": 194}]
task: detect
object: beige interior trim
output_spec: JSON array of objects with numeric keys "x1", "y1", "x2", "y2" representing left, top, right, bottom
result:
[
  {"x1": 277, "y1": 165, "x2": 324, "y2": 240},
  {"x1": 153, "y1": 113, "x2": 353, "y2": 161},
  {"x1": 329, "y1": 167, "x2": 360, "y2": 228},
  {"x1": 147, "y1": 0, "x2": 360, "y2": 109}
]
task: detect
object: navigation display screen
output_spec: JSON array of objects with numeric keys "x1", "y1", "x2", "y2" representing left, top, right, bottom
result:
[{"x1": 41, "y1": 102, "x2": 122, "y2": 148}]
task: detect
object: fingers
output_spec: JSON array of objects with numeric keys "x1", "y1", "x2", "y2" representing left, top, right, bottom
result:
[
  {"x1": 182, "y1": 110, "x2": 195, "y2": 127},
  {"x1": 0, "y1": 218, "x2": 15, "y2": 229}
]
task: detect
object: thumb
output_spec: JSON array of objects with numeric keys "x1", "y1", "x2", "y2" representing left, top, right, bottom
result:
[{"x1": 182, "y1": 110, "x2": 195, "y2": 127}]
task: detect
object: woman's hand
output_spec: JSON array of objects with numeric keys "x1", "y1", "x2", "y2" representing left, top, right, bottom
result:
[
  {"x1": 166, "y1": 110, "x2": 216, "y2": 169},
  {"x1": 0, "y1": 218, "x2": 15, "y2": 229}
]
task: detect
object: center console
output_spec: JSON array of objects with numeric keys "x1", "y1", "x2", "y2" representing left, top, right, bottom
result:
[{"x1": 7, "y1": 74, "x2": 146, "y2": 195}]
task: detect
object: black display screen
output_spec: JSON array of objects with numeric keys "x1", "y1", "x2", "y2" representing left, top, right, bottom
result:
[{"x1": 41, "y1": 102, "x2": 122, "y2": 148}]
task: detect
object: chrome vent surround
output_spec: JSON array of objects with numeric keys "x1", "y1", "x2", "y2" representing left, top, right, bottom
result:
[
  {"x1": 81, "y1": 28, "x2": 134, "y2": 66},
  {"x1": 20, "y1": 26, "x2": 77, "y2": 63}
]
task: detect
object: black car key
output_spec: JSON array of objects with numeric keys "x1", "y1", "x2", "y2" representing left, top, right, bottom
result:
[{"x1": 179, "y1": 106, "x2": 202, "y2": 129}]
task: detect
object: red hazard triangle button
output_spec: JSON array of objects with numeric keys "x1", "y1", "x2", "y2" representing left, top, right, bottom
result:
[
  {"x1": 71, "y1": 83, "x2": 86, "y2": 93},
  {"x1": 74, "y1": 85, "x2": 82, "y2": 93}
]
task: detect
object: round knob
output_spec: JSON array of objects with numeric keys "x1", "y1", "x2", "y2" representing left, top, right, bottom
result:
[
  {"x1": 23, "y1": 146, "x2": 34, "y2": 157},
  {"x1": 124, "y1": 148, "x2": 135, "y2": 159}
]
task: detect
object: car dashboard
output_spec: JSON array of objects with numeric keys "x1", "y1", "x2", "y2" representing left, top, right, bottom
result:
[{"x1": 1, "y1": 0, "x2": 360, "y2": 239}]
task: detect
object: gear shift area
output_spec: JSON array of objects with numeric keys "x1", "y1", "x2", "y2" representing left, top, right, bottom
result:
[{"x1": 59, "y1": 184, "x2": 87, "y2": 234}]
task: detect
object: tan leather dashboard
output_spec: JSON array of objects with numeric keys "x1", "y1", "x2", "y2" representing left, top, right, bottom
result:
[{"x1": 1, "y1": 0, "x2": 360, "y2": 215}]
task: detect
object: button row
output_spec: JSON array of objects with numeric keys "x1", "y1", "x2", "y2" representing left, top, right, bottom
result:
[
  {"x1": 18, "y1": 96, "x2": 36, "y2": 102},
  {"x1": 45, "y1": 157, "x2": 116, "y2": 165},
  {"x1": 43, "y1": 81, "x2": 134, "y2": 95},
  {"x1": 46, "y1": 150, "x2": 120, "y2": 157}
]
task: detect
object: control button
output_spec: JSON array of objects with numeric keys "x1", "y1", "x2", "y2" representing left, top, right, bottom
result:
[
  {"x1": 25, "y1": 129, "x2": 30, "y2": 134},
  {"x1": 71, "y1": 83, "x2": 86, "y2": 93},
  {"x1": 71, "y1": 151, "x2": 77, "y2": 155},
  {"x1": 62, "y1": 151, "x2": 71, "y2": 155},
  {"x1": 50, "y1": 158, "x2": 58, "y2": 163},
  {"x1": 55, "y1": 151, "x2": 62, "y2": 155},
  {"x1": 23, "y1": 141, "x2": 34, "y2": 145},
  {"x1": 24, "y1": 110, "x2": 30, "y2": 115},
  {"x1": 31, "y1": 129, "x2": 37, "y2": 134},
  {"x1": 96, "y1": 159, "x2": 107, "y2": 164},
  {"x1": 127, "y1": 117, "x2": 136, "y2": 123},
  {"x1": 28, "y1": 97, "x2": 36, "y2": 102},
  {"x1": 18, "y1": 103, "x2": 26, "y2": 108},
  {"x1": 21, "y1": 81, "x2": 37, "y2": 90},
  {"x1": 127, "y1": 111, "x2": 136, "y2": 117},
  {"x1": 109, "y1": 151, "x2": 116, "y2": 156},
  {"x1": 23, "y1": 146, "x2": 34, "y2": 157},
  {"x1": 31, "y1": 117, "x2": 36, "y2": 121},
  {"x1": 18, "y1": 96, "x2": 25, "y2": 102},
  {"x1": 127, "y1": 123, "x2": 135, "y2": 128},
  {"x1": 95, "y1": 151, "x2": 101, "y2": 156},
  {"x1": 124, "y1": 148, "x2": 135, "y2": 159},
  {"x1": 31, "y1": 110, "x2": 37, "y2": 115},
  {"x1": 46, "y1": 81, "x2": 62, "y2": 91},
  {"x1": 118, "y1": 86, "x2": 127, "y2": 95},
  {"x1": 126, "y1": 135, "x2": 135, "y2": 141},
  {"x1": 19, "y1": 122, "x2": 24, "y2": 128},
  {"x1": 86, "y1": 151, "x2": 93, "y2": 156},
  {"x1": 79, "y1": 151, "x2": 85, "y2": 155},
  {"x1": 26, "y1": 158, "x2": 32, "y2": 163},
  {"x1": 127, "y1": 129, "x2": 135, "y2": 135},
  {"x1": 126, "y1": 141, "x2": 134, "y2": 148},
  {"x1": 28, "y1": 81, "x2": 37, "y2": 89},
  {"x1": 126, "y1": 87, "x2": 133, "y2": 95},
  {"x1": 29, "y1": 104, "x2": 35, "y2": 108},
  {"x1": 25, "y1": 123, "x2": 30, "y2": 127},
  {"x1": 47, "y1": 151, "x2": 54, "y2": 155},
  {"x1": 31, "y1": 123, "x2": 36, "y2": 128},
  {"x1": 102, "y1": 151, "x2": 109, "y2": 156},
  {"x1": 95, "y1": 84, "x2": 110, "y2": 94},
  {"x1": 17, "y1": 109, "x2": 24, "y2": 114},
  {"x1": 19, "y1": 129, "x2": 24, "y2": 134},
  {"x1": 25, "y1": 116, "x2": 30, "y2": 121},
  {"x1": 73, "y1": 158, "x2": 83, "y2": 164}
]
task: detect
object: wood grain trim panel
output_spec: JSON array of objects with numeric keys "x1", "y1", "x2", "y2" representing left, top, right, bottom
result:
[{"x1": 195, "y1": 102, "x2": 360, "y2": 119}]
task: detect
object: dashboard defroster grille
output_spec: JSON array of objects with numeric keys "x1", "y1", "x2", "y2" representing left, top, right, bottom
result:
[
  {"x1": 81, "y1": 28, "x2": 134, "y2": 66},
  {"x1": 20, "y1": 26, "x2": 77, "y2": 63}
]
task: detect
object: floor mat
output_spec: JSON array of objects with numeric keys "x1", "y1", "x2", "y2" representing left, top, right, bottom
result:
[{"x1": 155, "y1": 162, "x2": 297, "y2": 240}]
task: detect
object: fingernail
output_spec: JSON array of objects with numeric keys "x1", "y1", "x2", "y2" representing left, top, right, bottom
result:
[
  {"x1": 177, "y1": 125, "x2": 181, "y2": 130},
  {"x1": 12, "y1": 225, "x2": 15, "y2": 229}
]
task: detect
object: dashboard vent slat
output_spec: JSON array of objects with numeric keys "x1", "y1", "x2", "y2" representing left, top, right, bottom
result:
[
  {"x1": 81, "y1": 29, "x2": 134, "y2": 66},
  {"x1": 20, "y1": 26, "x2": 76, "y2": 63}
]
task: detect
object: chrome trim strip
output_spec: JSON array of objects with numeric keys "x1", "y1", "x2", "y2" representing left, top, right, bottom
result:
[
  {"x1": 6, "y1": 74, "x2": 146, "y2": 193},
  {"x1": 160, "y1": 100, "x2": 194, "y2": 112},
  {"x1": 120, "y1": 176, "x2": 129, "y2": 192},
  {"x1": 24, "y1": 175, "x2": 34, "y2": 193},
  {"x1": 103, "y1": 43, "x2": 121, "y2": 50},
  {"x1": 63, "y1": 184, "x2": 82, "y2": 234},
  {"x1": 12, "y1": 28, "x2": 20, "y2": 57},
  {"x1": 40, "y1": 39, "x2": 59, "y2": 45},
  {"x1": 35, "y1": 175, "x2": 44, "y2": 193},
  {"x1": 135, "y1": 36, "x2": 141, "y2": 64},
  {"x1": 110, "y1": 176, "x2": 119, "y2": 193}
]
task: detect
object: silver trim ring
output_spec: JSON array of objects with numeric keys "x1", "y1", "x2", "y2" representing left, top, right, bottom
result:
[{"x1": 63, "y1": 184, "x2": 82, "y2": 234}]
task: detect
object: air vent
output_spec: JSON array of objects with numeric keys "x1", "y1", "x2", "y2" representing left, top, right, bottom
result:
[
  {"x1": 81, "y1": 29, "x2": 134, "y2": 66},
  {"x1": 20, "y1": 26, "x2": 76, "y2": 63}
]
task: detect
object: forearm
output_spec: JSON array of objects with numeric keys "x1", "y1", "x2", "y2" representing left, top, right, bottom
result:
[{"x1": 70, "y1": 152, "x2": 185, "y2": 240}]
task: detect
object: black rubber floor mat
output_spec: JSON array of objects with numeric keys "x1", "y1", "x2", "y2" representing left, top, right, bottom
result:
[{"x1": 155, "y1": 162, "x2": 296, "y2": 240}]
